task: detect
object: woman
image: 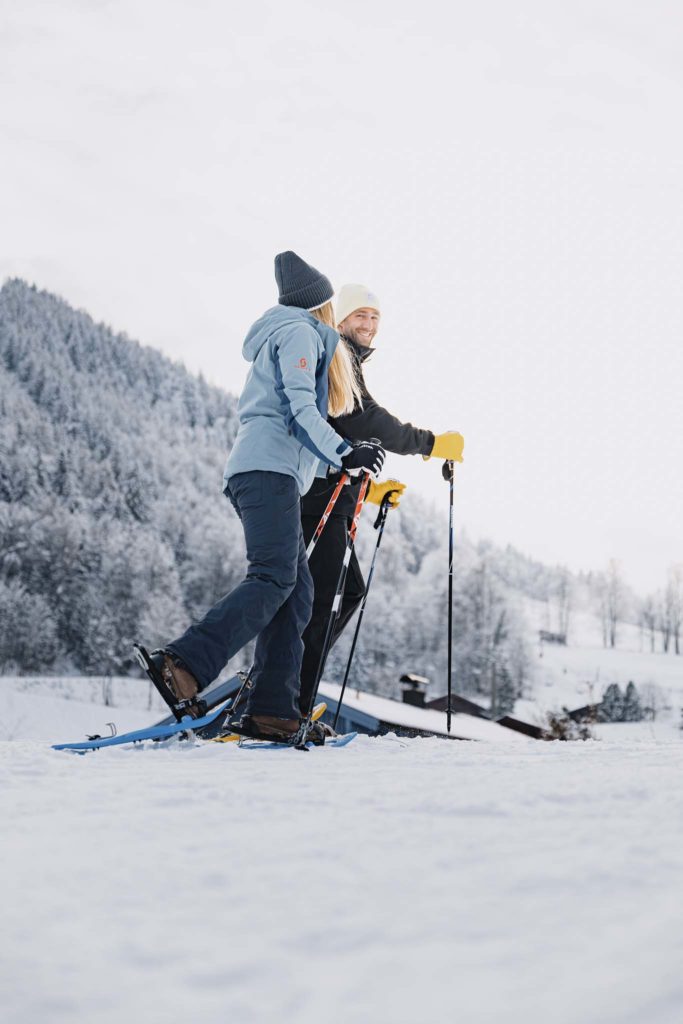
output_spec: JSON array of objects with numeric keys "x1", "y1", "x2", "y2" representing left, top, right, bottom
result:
[{"x1": 137, "y1": 251, "x2": 385, "y2": 741}]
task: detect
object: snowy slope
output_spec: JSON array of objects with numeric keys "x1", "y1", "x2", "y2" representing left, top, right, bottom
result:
[
  {"x1": 2, "y1": 677, "x2": 162, "y2": 741},
  {"x1": 2, "y1": 689, "x2": 158, "y2": 742},
  {"x1": 519, "y1": 597, "x2": 683, "y2": 723},
  {"x1": 2, "y1": 715, "x2": 683, "y2": 1024}
]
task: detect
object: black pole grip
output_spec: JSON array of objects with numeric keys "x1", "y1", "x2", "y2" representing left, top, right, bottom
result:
[{"x1": 373, "y1": 489, "x2": 397, "y2": 529}]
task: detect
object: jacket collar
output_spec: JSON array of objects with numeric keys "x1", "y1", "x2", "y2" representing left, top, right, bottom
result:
[{"x1": 341, "y1": 334, "x2": 375, "y2": 363}]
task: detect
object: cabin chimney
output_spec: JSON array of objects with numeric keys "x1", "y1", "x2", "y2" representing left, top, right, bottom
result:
[{"x1": 400, "y1": 673, "x2": 430, "y2": 708}]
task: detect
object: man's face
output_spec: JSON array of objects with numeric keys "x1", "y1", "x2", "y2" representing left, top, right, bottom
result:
[{"x1": 339, "y1": 307, "x2": 380, "y2": 348}]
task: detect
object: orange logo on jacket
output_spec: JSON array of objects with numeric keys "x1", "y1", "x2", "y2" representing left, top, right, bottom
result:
[{"x1": 298, "y1": 357, "x2": 308, "y2": 369}]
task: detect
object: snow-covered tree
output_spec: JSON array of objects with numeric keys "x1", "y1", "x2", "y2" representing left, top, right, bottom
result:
[
  {"x1": 600, "y1": 683, "x2": 624, "y2": 722},
  {"x1": 0, "y1": 279, "x2": 238, "y2": 674},
  {"x1": 0, "y1": 579, "x2": 59, "y2": 671},
  {"x1": 622, "y1": 681, "x2": 643, "y2": 722}
]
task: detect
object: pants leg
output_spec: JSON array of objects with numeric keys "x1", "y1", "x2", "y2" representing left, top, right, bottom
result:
[
  {"x1": 167, "y1": 471, "x2": 303, "y2": 690},
  {"x1": 245, "y1": 528, "x2": 314, "y2": 718},
  {"x1": 298, "y1": 514, "x2": 366, "y2": 715}
]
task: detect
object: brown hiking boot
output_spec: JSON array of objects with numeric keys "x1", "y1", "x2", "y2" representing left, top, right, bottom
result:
[
  {"x1": 135, "y1": 644, "x2": 205, "y2": 721},
  {"x1": 159, "y1": 652, "x2": 200, "y2": 703},
  {"x1": 227, "y1": 713, "x2": 300, "y2": 742},
  {"x1": 251, "y1": 715, "x2": 300, "y2": 738}
]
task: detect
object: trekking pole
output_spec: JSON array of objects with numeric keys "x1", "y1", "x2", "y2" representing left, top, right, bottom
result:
[
  {"x1": 445, "y1": 460, "x2": 455, "y2": 733},
  {"x1": 332, "y1": 490, "x2": 396, "y2": 730},
  {"x1": 305, "y1": 472, "x2": 349, "y2": 559},
  {"x1": 297, "y1": 472, "x2": 372, "y2": 747}
]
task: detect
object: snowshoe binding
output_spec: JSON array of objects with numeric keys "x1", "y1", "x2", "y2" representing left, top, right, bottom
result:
[
  {"x1": 302, "y1": 719, "x2": 338, "y2": 746},
  {"x1": 133, "y1": 643, "x2": 207, "y2": 723},
  {"x1": 225, "y1": 713, "x2": 300, "y2": 744},
  {"x1": 292, "y1": 717, "x2": 340, "y2": 749}
]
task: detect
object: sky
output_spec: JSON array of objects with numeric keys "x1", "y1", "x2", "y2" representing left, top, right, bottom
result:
[{"x1": 2, "y1": 0, "x2": 683, "y2": 593}]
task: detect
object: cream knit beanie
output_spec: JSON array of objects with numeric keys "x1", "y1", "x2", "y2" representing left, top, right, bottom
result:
[{"x1": 335, "y1": 284, "x2": 381, "y2": 326}]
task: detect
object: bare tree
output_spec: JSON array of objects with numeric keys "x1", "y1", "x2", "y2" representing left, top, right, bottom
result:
[
  {"x1": 640, "y1": 683, "x2": 669, "y2": 721},
  {"x1": 639, "y1": 594, "x2": 658, "y2": 653},
  {"x1": 596, "y1": 560, "x2": 624, "y2": 649},
  {"x1": 101, "y1": 674, "x2": 113, "y2": 707},
  {"x1": 662, "y1": 566, "x2": 683, "y2": 654},
  {"x1": 658, "y1": 588, "x2": 671, "y2": 653},
  {"x1": 556, "y1": 567, "x2": 573, "y2": 640},
  {"x1": 488, "y1": 608, "x2": 508, "y2": 717},
  {"x1": 596, "y1": 574, "x2": 608, "y2": 648}
]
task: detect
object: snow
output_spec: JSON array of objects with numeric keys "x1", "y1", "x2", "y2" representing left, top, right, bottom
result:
[{"x1": 2, "y1": 686, "x2": 683, "y2": 1024}]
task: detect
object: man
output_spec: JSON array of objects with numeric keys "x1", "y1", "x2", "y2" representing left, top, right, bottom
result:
[{"x1": 299, "y1": 283, "x2": 464, "y2": 717}]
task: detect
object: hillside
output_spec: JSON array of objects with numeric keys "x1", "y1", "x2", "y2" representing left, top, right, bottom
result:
[
  {"x1": 0, "y1": 278, "x2": 245, "y2": 673},
  {"x1": 518, "y1": 597, "x2": 683, "y2": 727}
]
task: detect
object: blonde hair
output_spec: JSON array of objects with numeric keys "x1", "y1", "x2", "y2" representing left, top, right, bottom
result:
[{"x1": 310, "y1": 302, "x2": 361, "y2": 416}]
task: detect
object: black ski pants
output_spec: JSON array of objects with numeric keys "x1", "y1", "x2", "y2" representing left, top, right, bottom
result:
[{"x1": 299, "y1": 513, "x2": 366, "y2": 715}]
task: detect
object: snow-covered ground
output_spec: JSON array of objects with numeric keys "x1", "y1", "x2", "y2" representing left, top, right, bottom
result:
[{"x1": 2, "y1": 684, "x2": 683, "y2": 1024}]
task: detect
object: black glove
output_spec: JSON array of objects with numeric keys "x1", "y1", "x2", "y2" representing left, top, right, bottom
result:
[{"x1": 341, "y1": 440, "x2": 385, "y2": 479}]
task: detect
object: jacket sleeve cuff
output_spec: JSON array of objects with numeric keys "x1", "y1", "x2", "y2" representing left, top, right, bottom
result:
[{"x1": 422, "y1": 432, "x2": 435, "y2": 456}]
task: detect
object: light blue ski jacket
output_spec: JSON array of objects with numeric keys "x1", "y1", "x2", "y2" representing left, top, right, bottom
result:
[{"x1": 223, "y1": 305, "x2": 353, "y2": 495}]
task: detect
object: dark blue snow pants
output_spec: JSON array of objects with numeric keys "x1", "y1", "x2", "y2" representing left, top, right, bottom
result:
[{"x1": 167, "y1": 471, "x2": 314, "y2": 719}]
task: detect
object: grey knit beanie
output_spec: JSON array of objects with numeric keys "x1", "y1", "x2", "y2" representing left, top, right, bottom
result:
[{"x1": 274, "y1": 251, "x2": 334, "y2": 310}]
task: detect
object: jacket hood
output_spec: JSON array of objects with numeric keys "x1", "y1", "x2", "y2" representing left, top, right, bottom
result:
[{"x1": 243, "y1": 305, "x2": 324, "y2": 362}]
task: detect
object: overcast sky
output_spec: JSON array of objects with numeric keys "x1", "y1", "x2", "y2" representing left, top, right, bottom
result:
[{"x1": 2, "y1": 0, "x2": 682, "y2": 593}]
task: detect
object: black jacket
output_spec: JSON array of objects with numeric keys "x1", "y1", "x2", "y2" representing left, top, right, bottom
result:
[{"x1": 301, "y1": 337, "x2": 434, "y2": 518}]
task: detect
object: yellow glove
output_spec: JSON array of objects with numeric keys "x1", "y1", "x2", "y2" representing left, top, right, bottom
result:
[
  {"x1": 424, "y1": 431, "x2": 465, "y2": 462},
  {"x1": 366, "y1": 478, "x2": 406, "y2": 508}
]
